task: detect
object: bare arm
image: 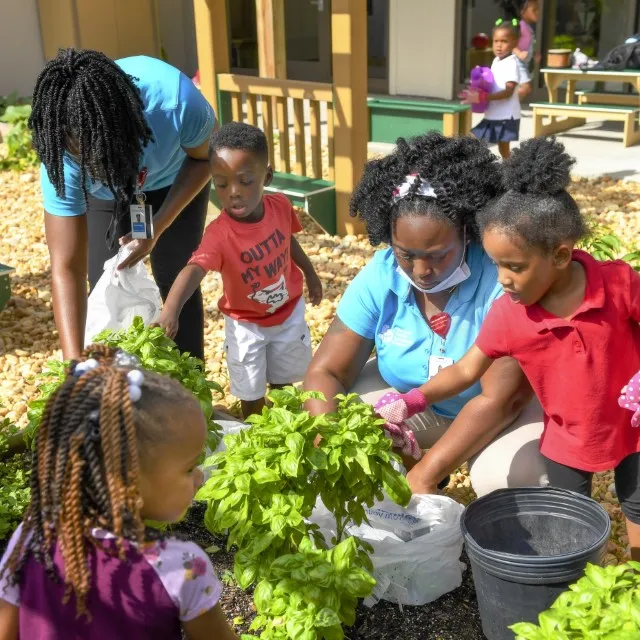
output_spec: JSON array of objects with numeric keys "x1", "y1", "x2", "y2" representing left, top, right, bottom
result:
[
  {"x1": 44, "y1": 212, "x2": 89, "y2": 360},
  {"x1": 163, "y1": 264, "x2": 207, "y2": 315},
  {"x1": 0, "y1": 600, "x2": 18, "y2": 640},
  {"x1": 487, "y1": 81, "x2": 517, "y2": 101},
  {"x1": 417, "y1": 345, "x2": 494, "y2": 404},
  {"x1": 407, "y1": 357, "x2": 533, "y2": 494},
  {"x1": 291, "y1": 236, "x2": 322, "y2": 305},
  {"x1": 118, "y1": 140, "x2": 214, "y2": 270},
  {"x1": 513, "y1": 47, "x2": 528, "y2": 61},
  {"x1": 183, "y1": 603, "x2": 238, "y2": 640},
  {"x1": 303, "y1": 317, "x2": 375, "y2": 414}
]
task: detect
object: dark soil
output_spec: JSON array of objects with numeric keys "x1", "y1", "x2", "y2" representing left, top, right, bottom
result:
[{"x1": 176, "y1": 503, "x2": 486, "y2": 640}]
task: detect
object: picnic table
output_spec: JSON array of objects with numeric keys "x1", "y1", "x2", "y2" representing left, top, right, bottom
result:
[{"x1": 531, "y1": 68, "x2": 640, "y2": 147}]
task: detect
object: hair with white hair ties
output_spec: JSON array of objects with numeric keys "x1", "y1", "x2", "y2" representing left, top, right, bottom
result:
[
  {"x1": 73, "y1": 355, "x2": 144, "y2": 403},
  {"x1": 391, "y1": 173, "x2": 437, "y2": 205}
]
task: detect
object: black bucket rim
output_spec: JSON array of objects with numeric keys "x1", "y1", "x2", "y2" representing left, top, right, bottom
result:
[{"x1": 461, "y1": 486, "x2": 611, "y2": 583}]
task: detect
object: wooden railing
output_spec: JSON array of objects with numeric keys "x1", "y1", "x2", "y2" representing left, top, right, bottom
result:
[{"x1": 216, "y1": 73, "x2": 335, "y2": 181}]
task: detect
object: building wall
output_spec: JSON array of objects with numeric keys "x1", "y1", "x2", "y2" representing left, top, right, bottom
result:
[
  {"x1": 0, "y1": 0, "x2": 44, "y2": 97},
  {"x1": 388, "y1": 0, "x2": 459, "y2": 99},
  {"x1": 156, "y1": 0, "x2": 198, "y2": 76}
]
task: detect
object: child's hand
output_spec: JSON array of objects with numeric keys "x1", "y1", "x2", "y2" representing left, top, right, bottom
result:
[
  {"x1": 305, "y1": 272, "x2": 323, "y2": 306},
  {"x1": 374, "y1": 389, "x2": 428, "y2": 424},
  {"x1": 152, "y1": 309, "x2": 180, "y2": 340}
]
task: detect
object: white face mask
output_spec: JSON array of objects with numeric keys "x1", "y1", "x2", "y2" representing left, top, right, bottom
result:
[{"x1": 395, "y1": 232, "x2": 471, "y2": 294}]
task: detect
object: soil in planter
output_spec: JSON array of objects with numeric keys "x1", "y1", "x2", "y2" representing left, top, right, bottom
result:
[{"x1": 174, "y1": 502, "x2": 484, "y2": 640}]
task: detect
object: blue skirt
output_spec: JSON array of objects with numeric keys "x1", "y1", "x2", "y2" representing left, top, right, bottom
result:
[{"x1": 472, "y1": 117, "x2": 520, "y2": 143}]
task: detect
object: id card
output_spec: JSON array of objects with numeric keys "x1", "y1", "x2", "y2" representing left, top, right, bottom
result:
[
  {"x1": 130, "y1": 204, "x2": 154, "y2": 239},
  {"x1": 428, "y1": 355, "x2": 454, "y2": 379}
]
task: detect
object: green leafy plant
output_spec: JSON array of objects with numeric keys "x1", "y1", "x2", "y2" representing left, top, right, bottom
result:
[
  {"x1": 511, "y1": 562, "x2": 640, "y2": 639},
  {"x1": 198, "y1": 388, "x2": 410, "y2": 590},
  {"x1": 25, "y1": 317, "x2": 224, "y2": 448},
  {"x1": 0, "y1": 412, "x2": 30, "y2": 539},
  {"x1": 0, "y1": 103, "x2": 38, "y2": 170},
  {"x1": 243, "y1": 536, "x2": 376, "y2": 640},
  {"x1": 578, "y1": 232, "x2": 640, "y2": 271}
]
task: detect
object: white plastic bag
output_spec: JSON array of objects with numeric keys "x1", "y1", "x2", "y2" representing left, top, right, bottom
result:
[
  {"x1": 310, "y1": 494, "x2": 465, "y2": 607},
  {"x1": 84, "y1": 245, "x2": 162, "y2": 346}
]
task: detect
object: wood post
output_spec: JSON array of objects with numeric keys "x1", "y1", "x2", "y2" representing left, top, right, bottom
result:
[
  {"x1": 331, "y1": 0, "x2": 367, "y2": 236},
  {"x1": 255, "y1": 0, "x2": 286, "y2": 79},
  {"x1": 193, "y1": 0, "x2": 230, "y2": 120}
]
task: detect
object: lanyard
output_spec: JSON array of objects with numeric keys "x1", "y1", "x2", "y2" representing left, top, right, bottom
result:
[{"x1": 136, "y1": 167, "x2": 148, "y2": 205}]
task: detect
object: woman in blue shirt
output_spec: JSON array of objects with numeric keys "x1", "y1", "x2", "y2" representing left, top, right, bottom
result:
[
  {"x1": 29, "y1": 49, "x2": 217, "y2": 361},
  {"x1": 305, "y1": 133, "x2": 547, "y2": 496}
]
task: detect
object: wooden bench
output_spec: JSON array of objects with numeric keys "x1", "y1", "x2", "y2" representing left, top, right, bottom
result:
[
  {"x1": 367, "y1": 96, "x2": 472, "y2": 143},
  {"x1": 531, "y1": 102, "x2": 640, "y2": 147},
  {"x1": 0, "y1": 264, "x2": 15, "y2": 312},
  {"x1": 575, "y1": 90, "x2": 639, "y2": 108}
]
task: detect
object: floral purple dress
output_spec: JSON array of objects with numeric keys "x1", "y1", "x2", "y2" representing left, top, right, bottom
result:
[{"x1": 0, "y1": 524, "x2": 222, "y2": 639}]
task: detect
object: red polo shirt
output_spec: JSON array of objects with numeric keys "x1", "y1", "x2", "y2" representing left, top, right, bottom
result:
[{"x1": 476, "y1": 250, "x2": 640, "y2": 471}]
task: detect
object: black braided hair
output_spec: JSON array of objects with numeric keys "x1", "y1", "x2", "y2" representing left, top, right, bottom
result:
[
  {"x1": 494, "y1": 0, "x2": 530, "y2": 20},
  {"x1": 350, "y1": 132, "x2": 504, "y2": 246},
  {"x1": 29, "y1": 49, "x2": 153, "y2": 243},
  {"x1": 477, "y1": 137, "x2": 588, "y2": 253}
]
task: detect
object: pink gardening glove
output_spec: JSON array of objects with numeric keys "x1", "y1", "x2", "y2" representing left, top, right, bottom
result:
[
  {"x1": 619, "y1": 370, "x2": 640, "y2": 428},
  {"x1": 383, "y1": 421, "x2": 422, "y2": 460},
  {"x1": 374, "y1": 390, "x2": 428, "y2": 460},
  {"x1": 374, "y1": 389, "x2": 428, "y2": 424}
]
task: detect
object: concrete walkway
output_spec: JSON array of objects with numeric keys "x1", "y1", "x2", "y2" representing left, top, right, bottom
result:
[{"x1": 368, "y1": 109, "x2": 640, "y2": 182}]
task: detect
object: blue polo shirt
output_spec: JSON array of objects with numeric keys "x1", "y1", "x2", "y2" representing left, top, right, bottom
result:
[
  {"x1": 337, "y1": 243, "x2": 503, "y2": 419},
  {"x1": 41, "y1": 56, "x2": 216, "y2": 216}
]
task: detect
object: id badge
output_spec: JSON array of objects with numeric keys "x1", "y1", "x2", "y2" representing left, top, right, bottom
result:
[
  {"x1": 130, "y1": 203, "x2": 154, "y2": 239},
  {"x1": 428, "y1": 355, "x2": 454, "y2": 379}
]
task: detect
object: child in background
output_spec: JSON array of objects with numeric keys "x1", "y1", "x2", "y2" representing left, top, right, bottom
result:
[
  {"x1": 375, "y1": 137, "x2": 640, "y2": 559},
  {"x1": 156, "y1": 122, "x2": 323, "y2": 419},
  {"x1": 0, "y1": 346, "x2": 237, "y2": 640},
  {"x1": 513, "y1": 0, "x2": 539, "y2": 100},
  {"x1": 470, "y1": 18, "x2": 521, "y2": 160}
]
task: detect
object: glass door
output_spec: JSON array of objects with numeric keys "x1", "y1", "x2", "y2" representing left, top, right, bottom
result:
[{"x1": 285, "y1": 0, "x2": 332, "y2": 82}]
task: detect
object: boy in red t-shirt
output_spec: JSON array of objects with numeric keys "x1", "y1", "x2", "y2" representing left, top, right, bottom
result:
[
  {"x1": 373, "y1": 138, "x2": 640, "y2": 560},
  {"x1": 156, "y1": 122, "x2": 322, "y2": 417}
]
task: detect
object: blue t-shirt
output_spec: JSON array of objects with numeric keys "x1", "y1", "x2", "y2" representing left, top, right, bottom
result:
[
  {"x1": 41, "y1": 56, "x2": 216, "y2": 216},
  {"x1": 337, "y1": 243, "x2": 503, "y2": 419}
]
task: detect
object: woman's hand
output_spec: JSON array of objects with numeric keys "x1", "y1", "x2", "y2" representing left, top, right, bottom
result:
[
  {"x1": 117, "y1": 233, "x2": 158, "y2": 270},
  {"x1": 406, "y1": 465, "x2": 438, "y2": 495},
  {"x1": 374, "y1": 389, "x2": 427, "y2": 423}
]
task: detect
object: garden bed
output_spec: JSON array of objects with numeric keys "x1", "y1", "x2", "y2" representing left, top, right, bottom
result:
[{"x1": 1, "y1": 168, "x2": 639, "y2": 635}]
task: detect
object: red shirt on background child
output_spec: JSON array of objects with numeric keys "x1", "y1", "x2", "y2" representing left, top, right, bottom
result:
[{"x1": 476, "y1": 250, "x2": 640, "y2": 472}]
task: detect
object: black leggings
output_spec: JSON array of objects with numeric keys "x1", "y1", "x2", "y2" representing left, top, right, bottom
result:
[
  {"x1": 87, "y1": 183, "x2": 210, "y2": 361},
  {"x1": 544, "y1": 452, "x2": 640, "y2": 524}
]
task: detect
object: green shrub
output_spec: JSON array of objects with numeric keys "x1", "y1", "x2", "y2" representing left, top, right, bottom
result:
[
  {"x1": 511, "y1": 562, "x2": 640, "y2": 639},
  {"x1": 0, "y1": 103, "x2": 38, "y2": 170}
]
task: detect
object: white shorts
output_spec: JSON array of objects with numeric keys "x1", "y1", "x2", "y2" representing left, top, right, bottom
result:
[{"x1": 223, "y1": 297, "x2": 312, "y2": 401}]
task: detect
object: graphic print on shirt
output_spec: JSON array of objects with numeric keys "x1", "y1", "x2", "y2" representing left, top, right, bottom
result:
[
  {"x1": 248, "y1": 274, "x2": 290, "y2": 313},
  {"x1": 238, "y1": 228, "x2": 291, "y2": 313}
]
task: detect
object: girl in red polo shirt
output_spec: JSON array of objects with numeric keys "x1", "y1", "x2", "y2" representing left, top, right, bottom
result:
[{"x1": 374, "y1": 137, "x2": 640, "y2": 559}]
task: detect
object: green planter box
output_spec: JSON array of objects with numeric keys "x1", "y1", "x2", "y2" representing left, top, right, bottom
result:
[
  {"x1": 368, "y1": 96, "x2": 471, "y2": 144},
  {"x1": 0, "y1": 264, "x2": 15, "y2": 312}
]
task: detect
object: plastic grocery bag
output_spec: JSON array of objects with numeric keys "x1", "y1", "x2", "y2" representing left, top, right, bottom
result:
[
  {"x1": 310, "y1": 494, "x2": 465, "y2": 607},
  {"x1": 84, "y1": 244, "x2": 162, "y2": 346}
]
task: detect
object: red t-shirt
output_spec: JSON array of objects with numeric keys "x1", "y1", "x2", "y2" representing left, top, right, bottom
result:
[
  {"x1": 476, "y1": 250, "x2": 640, "y2": 472},
  {"x1": 188, "y1": 193, "x2": 303, "y2": 326}
]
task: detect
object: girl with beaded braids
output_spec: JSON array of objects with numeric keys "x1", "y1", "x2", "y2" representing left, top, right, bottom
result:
[
  {"x1": 402, "y1": 137, "x2": 640, "y2": 559},
  {"x1": 30, "y1": 49, "x2": 217, "y2": 362},
  {"x1": 304, "y1": 132, "x2": 548, "y2": 497},
  {"x1": 0, "y1": 346, "x2": 237, "y2": 640}
]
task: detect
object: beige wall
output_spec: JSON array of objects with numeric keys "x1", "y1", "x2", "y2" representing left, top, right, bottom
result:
[
  {"x1": 0, "y1": 0, "x2": 44, "y2": 97},
  {"x1": 156, "y1": 0, "x2": 199, "y2": 76},
  {"x1": 388, "y1": 0, "x2": 458, "y2": 99}
]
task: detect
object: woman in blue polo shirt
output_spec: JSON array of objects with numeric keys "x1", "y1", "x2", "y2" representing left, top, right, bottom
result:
[
  {"x1": 29, "y1": 49, "x2": 216, "y2": 361},
  {"x1": 304, "y1": 133, "x2": 547, "y2": 496}
]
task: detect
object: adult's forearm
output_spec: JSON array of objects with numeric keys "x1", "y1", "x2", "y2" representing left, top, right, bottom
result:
[
  {"x1": 52, "y1": 267, "x2": 87, "y2": 360},
  {"x1": 153, "y1": 157, "x2": 212, "y2": 236},
  {"x1": 303, "y1": 369, "x2": 346, "y2": 415},
  {"x1": 411, "y1": 395, "x2": 525, "y2": 487}
]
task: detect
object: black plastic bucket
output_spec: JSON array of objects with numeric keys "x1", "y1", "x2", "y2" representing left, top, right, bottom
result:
[{"x1": 461, "y1": 487, "x2": 610, "y2": 640}]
